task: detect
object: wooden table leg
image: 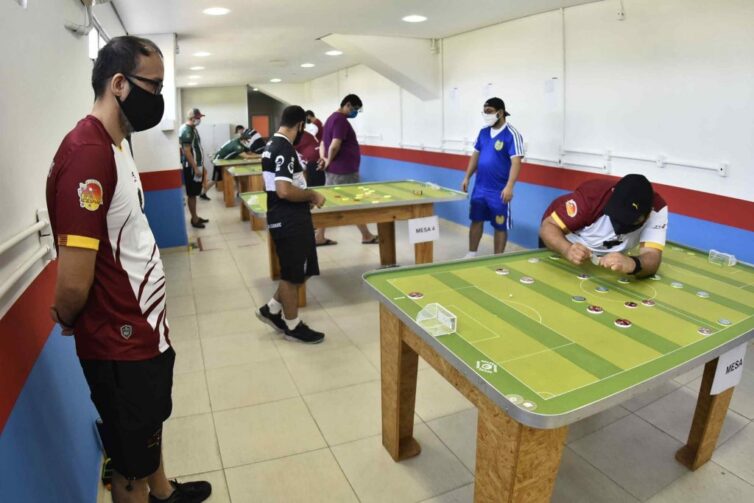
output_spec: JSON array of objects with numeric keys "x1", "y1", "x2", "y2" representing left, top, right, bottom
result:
[
  {"x1": 414, "y1": 242, "x2": 433, "y2": 265},
  {"x1": 474, "y1": 395, "x2": 567, "y2": 503},
  {"x1": 380, "y1": 305, "x2": 421, "y2": 461},
  {"x1": 248, "y1": 175, "x2": 266, "y2": 231},
  {"x1": 223, "y1": 168, "x2": 235, "y2": 207},
  {"x1": 675, "y1": 358, "x2": 735, "y2": 470},
  {"x1": 377, "y1": 221, "x2": 397, "y2": 267},
  {"x1": 267, "y1": 233, "x2": 281, "y2": 281},
  {"x1": 239, "y1": 176, "x2": 251, "y2": 222},
  {"x1": 413, "y1": 204, "x2": 434, "y2": 264}
]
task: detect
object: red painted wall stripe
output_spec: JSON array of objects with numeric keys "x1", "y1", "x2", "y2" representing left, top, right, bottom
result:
[
  {"x1": 361, "y1": 145, "x2": 754, "y2": 233},
  {"x1": 140, "y1": 169, "x2": 183, "y2": 192},
  {"x1": 0, "y1": 262, "x2": 57, "y2": 433}
]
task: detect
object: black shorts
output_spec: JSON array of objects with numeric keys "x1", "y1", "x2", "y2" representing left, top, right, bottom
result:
[
  {"x1": 273, "y1": 225, "x2": 320, "y2": 284},
  {"x1": 212, "y1": 164, "x2": 223, "y2": 182},
  {"x1": 80, "y1": 348, "x2": 175, "y2": 480},
  {"x1": 306, "y1": 163, "x2": 325, "y2": 187},
  {"x1": 182, "y1": 163, "x2": 203, "y2": 197}
]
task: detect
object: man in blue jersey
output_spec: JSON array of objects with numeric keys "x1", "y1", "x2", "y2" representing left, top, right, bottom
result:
[{"x1": 461, "y1": 97, "x2": 524, "y2": 256}]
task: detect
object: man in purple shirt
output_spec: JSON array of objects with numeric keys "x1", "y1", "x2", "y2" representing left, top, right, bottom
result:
[{"x1": 316, "y1": 94, "x2": 378, "y2": 245}]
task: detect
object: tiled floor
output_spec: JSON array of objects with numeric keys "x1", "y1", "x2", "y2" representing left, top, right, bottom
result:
[{"x1": 101, "y1": 189, "x2": 754, "y2": 502}]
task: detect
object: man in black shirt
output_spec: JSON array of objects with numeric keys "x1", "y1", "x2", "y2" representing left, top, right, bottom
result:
[{"x1": 255, "y1": 106, "x2": 326, "y2": 343}]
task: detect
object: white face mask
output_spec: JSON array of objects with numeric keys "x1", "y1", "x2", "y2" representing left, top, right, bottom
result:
[
  {"x1": 304, "y1": 123, "x2": 319, "y2": 137},
  {"x1": 482, "y1": 112, "x2": 499, "y2": 127},
  {"x1": 193, "y1": 118, "x2": 202, "y2": 126}
]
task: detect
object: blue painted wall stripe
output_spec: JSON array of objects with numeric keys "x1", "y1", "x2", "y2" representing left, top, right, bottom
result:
[
  {"x1": 0, "y1": 328, "x2": 101, "y2": 503},
  {"x1": 361, "y1": 156, "x2": 754, "y2": 263},
  {"x1": 144, "y1": 188, "x2": 188, "y2": 249}
]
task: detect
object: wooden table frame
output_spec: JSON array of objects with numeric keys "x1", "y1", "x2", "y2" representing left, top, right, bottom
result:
[
  {"x1": 221, "y1": 168, "x2": 266, "y2": 230},
  {"x1": 264, "y1": 203, "x2": 435, "y2": 307},
  {"x1": 378, "y1": 305, "x2": 742, "y2": 502}
]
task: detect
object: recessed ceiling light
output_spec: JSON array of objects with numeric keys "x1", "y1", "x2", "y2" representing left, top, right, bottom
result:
[
  {"x1": 193, "y1": 51, "x2": 211, "y2": 57},
  {"x1": 188, "y1": 75, "x2": 201, "y2": 79},
  {"x1": 300, "y1": 63, "x2": 315, "y2": 68},
  {"x1": 402, "y1": 15, "x2": 427, "y2": 23},
  {"x1": 203, "y1": 7, "x2": 230, "y2": 16},
  {"x1": 189, "y1": 66, "x2": 205, "y2": 71},
  {"x1": 252, "y1": 88, "x2": 259, "y2": 91},
  {"x1": 186, "y1": 82, "x2": 198, "y2": 86},
  {"x1": 325, "y1": 50, "x2": 343, "y2": 56},
  {"x1": 270, "y1": 78, "x2": 282, "y2": 83}
]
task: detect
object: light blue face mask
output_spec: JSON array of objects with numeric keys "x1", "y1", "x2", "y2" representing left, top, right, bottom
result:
[{"x1": 347, "y1": 108, "x2": 359, "y2": 119}]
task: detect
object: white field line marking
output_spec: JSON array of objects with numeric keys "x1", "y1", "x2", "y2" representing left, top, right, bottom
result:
[
  {"x1": 474, "y1": 283, "x2": 574, "y2": 346},
  {"x1": 446, "y1": 304, "x2": 500, "y2": 342},
  {"x1": 581, "y1": 274, "x2": 718, "y2": 328},
  {"x1": 388, "y1": 287, "x2": 546, "y2": 401},
  {"x1": 387, "y1": 271, "x2": 739, "y2": 404},
  {"x1": 664, "y1": 261, "x2": 754, "y2": 291}
]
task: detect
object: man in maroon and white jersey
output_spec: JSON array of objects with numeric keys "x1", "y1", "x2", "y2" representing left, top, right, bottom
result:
[
  {"x1": 46, "y1": 36, "x2": 210, "y2": 503},
  {"x1": 539, "y1": 174, "x2": 668, "y2": 277}
]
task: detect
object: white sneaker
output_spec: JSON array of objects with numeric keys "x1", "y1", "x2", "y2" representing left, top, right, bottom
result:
[{"x1": 464, "y1": 252, "x2": 478, "y2": 259}]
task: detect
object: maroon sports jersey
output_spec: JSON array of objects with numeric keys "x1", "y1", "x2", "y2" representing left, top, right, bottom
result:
[
  {"x1": 46, "y1": 116, "x2": 170, "y2": 360},
  {"x1": 542, "y1": 179, "x2": 668, "y2": 253}
]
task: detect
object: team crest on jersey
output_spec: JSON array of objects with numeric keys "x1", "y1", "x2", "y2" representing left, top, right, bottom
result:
[
  {"x1": 120, "y1": 324, "x2": 133, "y2": 340},
  {"x1": 495, "y1": 215, "x2": 506, "y2": 225},
  {"x1": 494, "y1": 140, "x2": 504, "y2": 151},
  {"x1": 565, "y1": 199, "x2": 578, "y2": 217},
  {"x1": 78, "y1": 179, "x2": 103, "y2": 211}
]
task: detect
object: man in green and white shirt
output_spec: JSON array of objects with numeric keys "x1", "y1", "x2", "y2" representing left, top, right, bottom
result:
[
  {"x1": 179, "y1": 108, "x2": 208, "y2": 228},
  {"x1": 203, "y1": 128, "x2": 266, "y2": 197},
  {"x1": 215, "y1": 128, "x2": 266, "y2": 160}
]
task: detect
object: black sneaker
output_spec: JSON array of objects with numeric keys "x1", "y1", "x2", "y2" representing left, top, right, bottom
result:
[
  {"x1": 199, "y1": 193, "x2": 211, "y2": 201},
  {"x1": 149, "y1": 479, "x2": 211, "y2": 503},
  {"x1": 256, "y1": 304, "x2": 287, "y2": 333},
  {"x1": 190, "y1": 220, "x2": 205, "y2": 229},
  {"x1": 285, "y1": 321, "x2": 325, "y2": 344}
]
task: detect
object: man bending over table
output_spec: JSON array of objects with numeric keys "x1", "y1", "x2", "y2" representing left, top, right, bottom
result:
[{"x1": 539, "y1": 174, "x2": 668, "y2": 278}]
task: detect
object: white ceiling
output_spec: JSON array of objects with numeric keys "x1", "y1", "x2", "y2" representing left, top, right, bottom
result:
[{"x1": 110, "y1": 0, "x2": 600, "y2": 88}]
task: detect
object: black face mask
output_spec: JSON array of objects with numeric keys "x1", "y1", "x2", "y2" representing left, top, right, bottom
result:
[{"x1": 116, "y1": 76, "x2": 165, "y2": 132}]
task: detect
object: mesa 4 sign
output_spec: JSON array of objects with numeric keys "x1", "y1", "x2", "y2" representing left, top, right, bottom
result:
[{"x1": 408, "y1": 216, "x2": 440, "y2": 244}]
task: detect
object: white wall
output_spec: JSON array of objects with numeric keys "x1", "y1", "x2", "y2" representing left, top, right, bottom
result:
[
  {"x1": 252, "y1": 83, "x2": 306, "y2": 108},
  {"x1": 181, "y1": 85, "x2": 249, "y2": 126},
  {"x1": 0, "y1": 0, "x2": 122, "y2": 312},
  {"x1": 563, "y1": 0, "x2": 754, "y2": 198},
  {"x1": 443, "y1": 11, "x2": 564, "y2": 159},
  {"x1": 298, "y1": 0, "x2": 754, "y2": 201},
  {"x1": 305, "y1": 72, "x2": 342, "y2": 123}
]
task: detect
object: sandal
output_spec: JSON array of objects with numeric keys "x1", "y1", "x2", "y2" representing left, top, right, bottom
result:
[
  {"x1": 316, "y1": 239, "x2": 338, "y2": 247},
  {"x1": 361, "y1": 236, "x2": 380, "y2": 244}
]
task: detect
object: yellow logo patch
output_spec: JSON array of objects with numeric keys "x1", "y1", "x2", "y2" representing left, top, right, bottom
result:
[
  {"x1": 495, "y1": 215, "x2": 506, "y2": 225},
  {"x1": 78, "y1": 179, "x2": 103, "y2": 211},
  {"x1": 565, "y1": 199, "x2": 578, "y2": 218},
  {"x1": 494, "y1": 140, "x2": 504, "y2": 151}
]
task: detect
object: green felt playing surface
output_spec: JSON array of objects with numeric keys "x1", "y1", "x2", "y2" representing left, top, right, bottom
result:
[
  {"x1": 226, "y1": 165, "x2": 262, "y2": 177},
  {"x1": 214, "y1": 157, "x2": 262, "y2": 168},
  {"x1": 240, "y1": 180, "x2": 467, "y2": 215},
  {"x1": 364, "y1": 244, "x2": 754, "y2": 421}
]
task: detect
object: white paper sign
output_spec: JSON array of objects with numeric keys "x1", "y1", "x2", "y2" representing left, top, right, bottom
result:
[
  {"x1": 710, "y1": 343, "x2": 747, "y2": 395},
  {"x1": 408, "y1": 216, "x2": 440, "y2": 244}
]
